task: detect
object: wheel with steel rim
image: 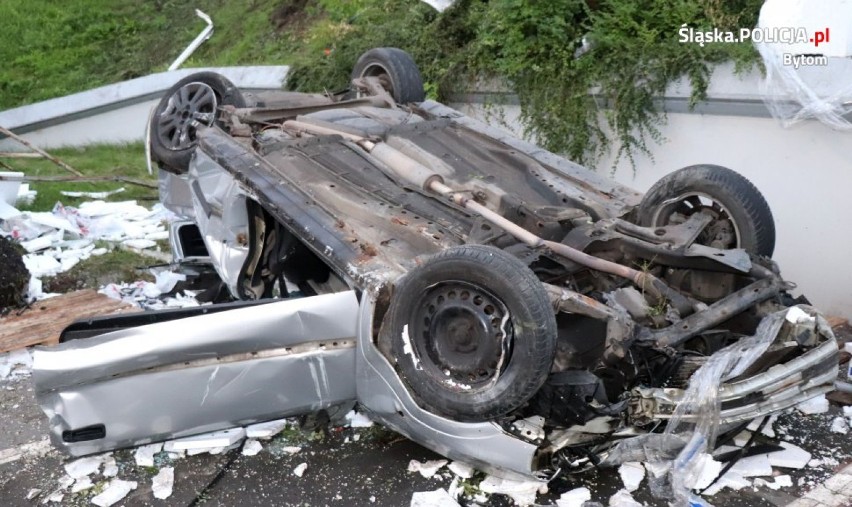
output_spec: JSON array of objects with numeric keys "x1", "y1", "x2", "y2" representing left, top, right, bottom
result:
[
  {"x1": 351, "y1": 48, "x2": 425, "y2": 103},
  {"x1": 149, "y1": 72, "x2": 246, "y2": 174},
  {"x1": 387, "y1": 245, "x2": 557, "y2": 421},
  {"x1": 637, "y1": 165, "x2": 775, "y2": 257}
]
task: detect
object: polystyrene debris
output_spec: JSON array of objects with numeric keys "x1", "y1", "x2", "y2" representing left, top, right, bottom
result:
[
  {"x1": 70, "y1": 477, "x2": 93, "y2": 493},
  {"x1": 170, "y1": 428, "x2": 245, "y2": 450},
  {"x1": 682, "y1": 453, "x2": 723, "y2": 490},
  {"x1": 478, "y1": 475, "x2": 547, "y2": 507},
  {"x1": 556, "y1": 487, "x2": 592, "y2": 507},
  {"x1": 44, "y1": 490, "x2": 63, "y2": 504},
  {"x1": 345, "y1": 409, "x2": 374, "y2": 428},
  {"x1": 91, "y1": 479, "x2": 137, "y2": 507},
  {"x1": 767, "y1": 441, "x2": 811, "y2": 469},
  {"x1": 102, "y1": 456, "x2": 118, "y2": 477},
  {"x1": 796, "y1": 394, "x2": 830, "y2": 414},
  {"x1": 746, "y1": 415, "x2": 778, "y2": 438},
  {"x1": 133, "y1": 442, "x2": 162, "y2": 467},
  {"x1": 63, "y1": 456, "x2": 102, "y2": 479},
  {"x1": 123, "y1": 238, "x2": 156, "y2": 250},
  {"x1": 754, "y1": 475, "x2": 793, "y2": 490},
  {"x1": 408, "y1": 459, "x2": 448, "y2": 479},
  {"x1": 61, "y1": 188, "x2": 125, "y2": 199},
  {"x1": 281, "y1": 446, "x2": 302, "y2": 454},
  {"x1": 830, "y1": 416, "x2": 849, "y2": 434},
  {"x1": 293, "y1": 462, "x2": 308, "y2": 477},
  {"x1": 0, "y1": 348, "x2": 33, "y2": 380},
  {"x1": 152, "y1": 467, "x2": 174, "y2": 500},
  {"x1": 410, "y1": 488, "x2": 461, "y2": 507},
  {"x1": 728, "y1": 454, "x2": 773, "y2": 477},
  {"x1": 242, "y1": 439, "x2": 263, "y2": 456},
  {"x1": 618, "y1": 462, "x2": 645, "y2": 492},
  {"x1": 702, "y1": 470, "x2": 751, "y2": 496},
  {"x1": 447, "y1": 461, "x2": 474, "y2": 479},
  {"x1": 245, "y1": 418, "x2": 289, "y2": 439},
  {"x1": 609, "y1": 489, "x2": 644, "y2": 507}
]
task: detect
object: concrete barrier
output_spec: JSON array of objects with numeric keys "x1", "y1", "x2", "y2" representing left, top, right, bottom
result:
[{"x1": 0, "y1": 66, "x2": 289, "y2": 150}]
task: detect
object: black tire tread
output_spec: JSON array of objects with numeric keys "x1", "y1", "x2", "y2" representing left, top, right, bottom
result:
[
  {"x1": 389, "y1": 245, "x2": 556, "y2": 421},
  {"x1": 637, "y1": 164, "x2": 776, "y2": 257},
  {"x1": 351, "y1": 48, "x2": 425, "y2": 103}
]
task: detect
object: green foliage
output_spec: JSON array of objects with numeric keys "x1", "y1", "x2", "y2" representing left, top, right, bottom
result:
[{"x1": 287, "y1": 0, "x2": 762, "y2": 166}]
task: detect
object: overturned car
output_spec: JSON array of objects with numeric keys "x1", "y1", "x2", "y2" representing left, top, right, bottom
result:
[{"x1": 33, "y1": 48, "x2": 838, "y2": 484}]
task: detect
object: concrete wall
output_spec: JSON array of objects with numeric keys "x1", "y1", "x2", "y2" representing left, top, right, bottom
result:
[{"x1": 0, "y1": 66, "x2": 289, "y2": 150}]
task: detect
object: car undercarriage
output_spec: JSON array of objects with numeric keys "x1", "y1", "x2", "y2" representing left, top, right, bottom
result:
[{"x1": 33, "y1": 48, "x2": 838, "y2": 497}]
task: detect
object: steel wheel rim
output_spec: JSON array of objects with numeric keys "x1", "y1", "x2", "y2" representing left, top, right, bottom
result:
[
  {"x1": 652, "y1": 191, "x2": 742, "y2": 249},
  {"x1": 156, "y1": 82, "x2": 218, "y2": 151},
  {"x1": 409, "y1": 281, "x2": 513, "y2": 392}
]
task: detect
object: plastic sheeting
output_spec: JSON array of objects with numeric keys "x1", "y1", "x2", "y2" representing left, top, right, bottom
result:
[
  {"x1": 757, "y1": 0, "x2": 852, "y2": 129},
  {"x1": 605, "y1": 306, "x2": 809, "y2": 505}
]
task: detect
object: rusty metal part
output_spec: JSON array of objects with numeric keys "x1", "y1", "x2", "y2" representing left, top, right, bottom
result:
[
  {"x1": 642, "y1": 276, "x2": 788, "y2": 347},
  {"x1": 232, "y1": 96, "x2": 391, "y2": 123},
  {"x1": 544, "y1": 284, "x2": 635, "y2": 362},
  {"x1": 273, "y1": 118, "x2": 718, "y2": 315}
]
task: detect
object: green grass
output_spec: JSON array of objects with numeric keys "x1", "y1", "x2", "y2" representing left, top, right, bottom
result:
[
  {"x1": 0, "y1": 0, "x2": 305, "y2": 110},
  {"x1": 42, "y1": 247, "x2": 158, "y2": 293},
  {"x1": 7, "y1": 143, "x2": 157, "y2": 211}
]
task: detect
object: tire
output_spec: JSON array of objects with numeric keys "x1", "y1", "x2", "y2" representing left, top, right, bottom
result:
[
  {"x1": 149, "y1": 72, "x2": 246, "y2": 174},
  {"x1": 637, "y1": 165, "x2": 776, "y2": 257},
  {"x1": 387, "y1": 245, "x2": 557, "y2": 421},
  {"x1": 351, "y1": 48, "x2": 425, "y2": 103}
]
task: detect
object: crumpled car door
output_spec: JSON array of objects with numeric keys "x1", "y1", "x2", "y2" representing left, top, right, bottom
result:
[{"x1": 32, "y1": 291, "x2": 359, "y2": 457}]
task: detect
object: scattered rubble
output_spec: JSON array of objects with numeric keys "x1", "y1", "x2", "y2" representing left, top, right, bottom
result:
[
  {"x1": 246, "y1": 418, "x2": 290, "y2": 439},
  {"x1": 410, "y1": 488, "x2": 461, "y2": 507},
  {"x1": 293, "y1": 462, "x2": 308, "y2": 477},
  {"x1": 408, "y1": 459, "x2": 448, "y2": 479},
  {"x1": 241, "y1": 439, "x2": 263, "y2": 456},
  {"x1": 91, "y1": 479, "x2": 137, "y2": 507},
  {"x1": 796, "y1": 394, "x2": 830, "y2": 415},
  {"x1": 618, "y1": 462, "x2": 645, "y2": 492},
  {"x1": 556, "y1": 486, "x2": 592, "y2": 507},
  {"x1": 152, "y1": 467, "x2": 175, "y2": 500},
  {"x1": 477, "y1": 475, "x2": 547, "y2": 506},
  {"x1": 345, "y1": 409, "x2": 374, "y2": 428}
]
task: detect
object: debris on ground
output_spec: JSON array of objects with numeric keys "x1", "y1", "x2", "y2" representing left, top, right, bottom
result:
[
  {"x1": 151, "y1": 466, "x2": 174, "y2": 500},
  {"x1": 796, "y1": 394, "x2": 830, "y2": 414},
  {"x1": 609, "y1": 489, "x2": 644, "y2": 507},
  {"x1": 246, "y1": 418, "x2": 290, "y2": 439},
  {"x1": 91, "y1": 479, "x2": 137, "y2": 507},
  {"x1": 133, "y1": 442, "x2": 162, "y2": 467},
  {"x1": 293, "y1": 462, "x2": 308, "y2": 477},
  {"x1": 408, "y1": 459, "x2": 448, "y2": 479},
  {"x1": 0, "y1": 347, "x2": 32, "y2": 380},
  {"x1": 618, "y1": 462, "x2": 645, "y2": 492},
  {"x1": 241, "y1": 439, "x2": 263, "y2": 456},
  {"x1": 0, "y1": 199, "x2": 177, "y2": 301},
  {"x1": 410, "y1": 488, "x2": 461, "y2": 507},
  {"x1": 556, "y1": 486, "x2": 592, "y2": 507},
  {"x1": 345, "y1": 409, "x2": 374, "y2": 428},
  {"x1": 477, "y1": 475, "x2": 547, "y2": 506}
]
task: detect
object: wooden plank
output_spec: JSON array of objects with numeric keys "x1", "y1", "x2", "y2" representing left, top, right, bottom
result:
[
  {"x1": 0, "y1": 125, "x2": 83, "y2": 176},
  {"x1": 0, "y1": 152, "x2": 44, "y2": 158},
  {"x1": 0, "y1": 290, "x2": 140, "y2": 353}
]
